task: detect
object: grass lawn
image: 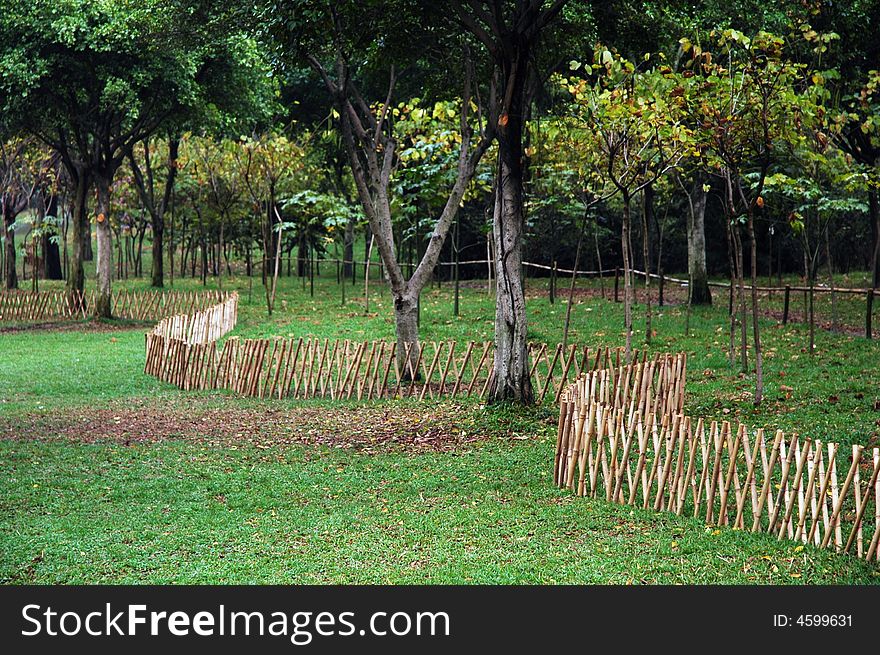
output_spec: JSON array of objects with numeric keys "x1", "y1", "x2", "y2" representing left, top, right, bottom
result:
[{"x1": 2, "y1": 269, "x2": 879, "y2": 584}]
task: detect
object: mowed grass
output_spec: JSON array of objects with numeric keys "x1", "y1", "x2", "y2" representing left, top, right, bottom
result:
[
  {"x1": 3, "y1": 437, "x2": 877, "y2": 584},
  {"x1": 2, "y1": 269, "x2": 880, "y2": 584}
]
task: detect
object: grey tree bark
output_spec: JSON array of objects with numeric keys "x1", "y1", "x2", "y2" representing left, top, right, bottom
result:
[
  {"x1": 128, "y1": 136, "x2": 179, "y2": 289},
  {"x1": 66, "y1": 166, "x2": 89, "y2": 302},
  {"x1": 94, "y1": 174, "x2": 113, "y2": 318},
  {"x1": 3, "y1": 205, "x2": 17, "y2": 289},
  {"x1": 308, "y1": 48, "x2": 492, "y2": 381},
  {"x1": 450, "y1": 0, "x2": 568, "y2": 403},
  {"x1": 686, "y1": 175, "x2": 711, "y2": 305},
  {"x1": 490, "y1": 146, "x2": 533, "y2": 402}
]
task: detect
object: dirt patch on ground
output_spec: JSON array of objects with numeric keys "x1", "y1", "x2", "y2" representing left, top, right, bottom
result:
[
  {"x1": 0, "y1": 319, "x2": 150, "y2": 334},
  {"x1": 0, "y1": 400, "x2": 535, "y2": 453}
]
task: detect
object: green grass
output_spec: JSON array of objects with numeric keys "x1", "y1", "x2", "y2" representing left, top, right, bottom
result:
[
  {"x1": 3, "y1": 438, "x2": 877, "y2": 584},
  {"x1": 2, "y1": 268, "x2": 880, "y2": 584}
]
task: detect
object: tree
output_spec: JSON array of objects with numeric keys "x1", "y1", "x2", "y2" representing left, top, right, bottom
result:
[
  {"x1": 128, "y1": 136, "x2": 180, "y2": 288},
  {"x1": 0, "y1": 0, "x2": 272, "y2": 314},
  {"x1": 451, "y1": 0, "x2": 570, "y2": 403},
  {"x1": 0, "y1": 138, "x2": 31, "y2": 289},
  {"x1": 288, "y1": 2, "x2": 495, "y2": 379},
  {"x1": 694, "y1": 29, "x2": 804, "y2": 404},
  {"x1": 564, "y1": 50, "x2": 690, "y2": 358},
  {"x1": 839, "y1": 70, "x2": 880, "y2": 290},
  {"x1": 0, "y1": 137, "x2": 53, "y2": 290},
  {"x1": 237, "y1": 132, "x2": 308, "y2": 313}
]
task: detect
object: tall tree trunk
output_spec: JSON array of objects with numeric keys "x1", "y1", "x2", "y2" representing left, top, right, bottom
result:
[
  {"x1": 82, "y1": 220, "x2": 93, "y2": 261},
  {"x1": 622, "y1": 194, "x2": 634, "y2": 361},
  {"x1": 747, "y1": 214, "x2": 763, "y2": 404},
  {"x1": 147, "y1": 137, "x2": 180, "y2": 288},
  {"x1": 3, "y1": 205, "x2": 17, "y2": 289},
  {"x1": 94, "y1": 175, "x2": 113, "y2": 318},
  {"x1": 687, "y1": 176, "x2": 712, "y2": 305},
  {"x1": 343, "y1": 215, "x2": 355, "y2": 279},
  {"x1": 641, "y1": 183, "x2": 653, "y2": 344},
  {"x1": 870, "y1": 186, "x2": 879, "y2": 289},
  {"x1": 42, "y1": 195, "x2": 63, "y2": 280},
  {"x1": 67, "y1": 166, "x2": 90, "y2": 302},
  {"x1": 488, "y1": 115, "x2": 533, "y2": 403}
]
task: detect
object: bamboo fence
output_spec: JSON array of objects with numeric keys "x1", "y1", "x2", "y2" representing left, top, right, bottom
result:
[
  {"x1": 0, "y1": 289, "x2": 229, "y2": 324},
  {"x1": 144, "y1": 328, "x2": 686, "y2": 404},
  {"x1": 555, "y1": 377, "x2": 880, "y2": 562}
]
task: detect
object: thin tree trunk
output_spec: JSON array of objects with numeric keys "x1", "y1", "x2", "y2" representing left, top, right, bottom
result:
[
  {"x1": 869, "y1": 187, "x2": 879, "y2": 289},
  {"x1": 747, "y1": 214, "x2": 763, "y2": 404},
  {"x1": 488, "y1": 134, "x2": 533, "y2": 403},
  {"x1": 3, "y1": 206, "x2": 17, "y2": 289},
  {"x1": 622, "y1": 194, "x2": 634, "y2": 361},
  {"x1": 267, "y1": 211, "x2": 284, "y2": 315},
  {"x1": 94, "y1": 175, "x2": 113, "y2": 318},
  {"x1": 687, "y1": 176, "x2": 712, "y2": 305},
  {"x1": 734, "y1": 226, "x2": 748, "y2": 373},
  {"x1": 825, "y1": 223, "x2": 837, "y2": 331},
  {"x1": 562, "y1": 215, "x2": 586, "y2": 350},
  {"x1": 42, "y1": 195, "x2": 63, "y2": 279},
  {"x1": 725, "y1": 220, "x2": 736, "y2": 367},
  {"x1": 67, "y1": 167, "x2": 90, "y2": 301},
  {"x1": 364, "y1": 234, "x2": 374, "y2": 313},
  {"x1": 641, "y1": 183, "x2": 653, "y2": 344},
  {"x1": 343, "y1": 215, "x2": 355, "y2": 280}
]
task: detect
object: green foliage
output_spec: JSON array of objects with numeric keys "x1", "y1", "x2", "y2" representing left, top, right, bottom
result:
[
  {"x1": 561, "y1": 47, "x2": 693, "y2": 201},
  {"x1": 0, "y1": 0, "x2": 276, "y2": 163}
]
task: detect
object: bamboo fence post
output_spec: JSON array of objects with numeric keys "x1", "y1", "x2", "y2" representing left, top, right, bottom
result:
[
  {"x1": 419, "y1": 343, "x2": 443, "y2": 401},
  {"x1": 735, "y1": 428, "x2": 762, "y2": 529},
  {"x1": 843, "y1": 452, "x2": 880, "y2": 555},
  {"x1": 777, "y1": 438, "x2": 811, "y2": 540},
  {"x1": 554, "y1": 398, "x2": 570, "y2": 487},
  {"x1": 794, "y1": 441, "x2": 822, "y2": 543},
  {"x1": 822, "y1": 447, "x2": 863, "y2": 550},
  {"x1": 717, "y1": 423, "x2": 743, "y2": 527},
  {"x1": 875, "y1": 449, "x2": 880, "y2": 561},
  {"x1": 752, "y1": 430, "x2": 784, "y2": 533},
  {"x1": 644, "y1": 416, "x2": 668, "y2": 509},
  {"x1": 378, "y1": 341, "x2": 396, "y2": 399},
  {"x1": 807, "y1": 443, "x2": 836, "y2": 546},
  {"x1": 451, "y1": 341, "x2": 474, "y2": 397},
  {"x1": 852, "y1": 444, "x2": 864, "y2": 556},
  {"x1": 613, "y1": 411, "x2": 637, "y2": 504}
]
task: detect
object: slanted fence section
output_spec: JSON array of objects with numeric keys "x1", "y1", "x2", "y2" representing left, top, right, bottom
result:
[
  {"x1": 143, "y1": 292, "x2": 239, "y2": 388},
  {"x1": 555, "y1": 380, "x2": 880, "y2": 562},
  {"x1": 144, "y1": 332, "x2": 687, "y2": 405},
  {"x1": 0, "y1": 289, "x2": 230, "y2": 324},
  {"x1": 148, "y1": 292, "x2": 238, "y2": 344}
]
